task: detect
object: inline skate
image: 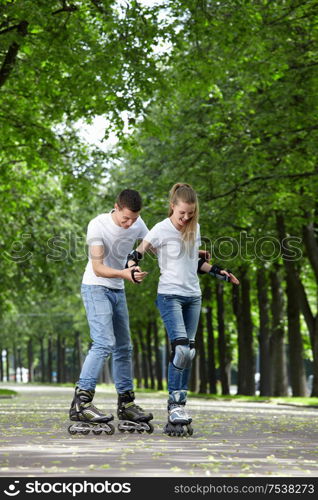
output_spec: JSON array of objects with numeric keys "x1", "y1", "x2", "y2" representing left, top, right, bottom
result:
[
  {"x1": 163, "y1": 390, "x2": 193, "y2": 437},
  {"x1": 117, "y1": 390, "x2": 154, "y2": 434},
  {"x1": 68, "y1": 387, "x2": 115, "y2": 435}
]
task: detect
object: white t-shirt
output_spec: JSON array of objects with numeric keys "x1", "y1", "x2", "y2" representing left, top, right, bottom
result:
[
  {"x1": 144, "y1": 218, "x2": 201, "y2": 296},
  {"x1": 82, "y1": 211, "x2": 148, "y2": 289}
]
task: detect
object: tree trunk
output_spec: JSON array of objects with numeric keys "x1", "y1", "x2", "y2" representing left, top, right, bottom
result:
[
  {"x1": 74, "y1": 330, "x2": 82, "y2": 384},
  {"x1": 47, "y1": 336, "x2": 53, "y2": 383},
  {"x1": 0, "y1": 21, "x2": 28, "y2": 88},
  {"x1": 286, "y1": 276, "x2": 307, "y2": 395},
  {"x1": 189, "y1": 352, "x2": 198, "y2": 393},
  {"x1": 302, "y1": 221, "x2": 318, "y2": 396},
  {"x1": 133, "y1": 338, "x2": 141, "y2": 389},
  {"x1": 270, "y1": 266, "x2": 288, "y2": 396},
  {"x1": 165, "y1": 329, "x2": 170, "y2": 384},
  {"x1": 257, "y1": 269, "x2": 271, "y2": 396},
  {"x1": 61, "y1": 337, "x2": 66, "y2": 383},
  {"x1": 57, "y1": 335, "x2": 61, "y2": 383},
  {"x1": 17, "y1": 347, "x2": 22, "y2": 382},
  {"x1": 216, "y1": 282, "x2": 231, "y2": 395},
  {"x1": 6, "y1": 348, "x2": 10, "y2": 382},
  {"x1": 0, "y1": 346, "x2": 3, "y2": 382},
  {"x1": 203, "y1": 283, "x2": 217, "y2": 394},
  {"x1": 102, "y1": 358, "x2": 112, "y2": 384},
  {"x1": 196, "y1": 313, "x2": 207, "y2": 393},
  {"x1": 153, "y1": 319, "x2": 163, "y2": 390},
  {"x1": 146, "y1": 322, "x2": 155, "y2": 389},
  {"x1": 139, "y1": 331, "x2": 149, "y2": 389},
  {"x1": 233, "y1": 269, "x2": 255, "y2": 395},
  {"x1": 27, "y1": 339, "x2": 33, "y2": 383},
  {"x1": 40, "y1": 338, "x2": 45, "y2": 383},
  {"x1": 276, "y1": 213, "x2": 307, "y2": 396},
  {"x1": 302, "y1": 222, "x2": 318, "y2": 280},
  {"x1": 13, "y1": 344, "x2": 18, "y2": 382}
]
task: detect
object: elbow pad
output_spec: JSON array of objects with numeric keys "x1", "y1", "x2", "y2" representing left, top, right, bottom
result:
[{"x1": 197, "y1": 256, "x2": 207, "y2": 274}]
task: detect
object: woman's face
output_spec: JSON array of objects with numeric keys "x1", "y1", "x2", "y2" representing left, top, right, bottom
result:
[{"x1": 170, "y1": 201, "x2": 196, "y2": 230}]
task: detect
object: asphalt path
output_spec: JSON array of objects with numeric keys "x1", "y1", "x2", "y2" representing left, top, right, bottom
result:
[{"x1": 1, "y1": 384, "x2": 318, "y2": 477}]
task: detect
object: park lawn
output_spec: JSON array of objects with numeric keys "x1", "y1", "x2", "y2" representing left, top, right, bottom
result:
[
  {"x1": 187, "y1": 392, "x2": 318, "y2": 407},
  {"x1": 0, "y1": 389, "x2": 17, "y2": 397},
  {"x1": 2, "y1": 383, "x2": 318, "y2": 407},
  {"x1": 130, "y1": 385, "x2": 318, "y2": 406}
]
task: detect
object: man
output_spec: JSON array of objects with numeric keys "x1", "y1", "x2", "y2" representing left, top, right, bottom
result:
[{"x1": 69, "y1": 189, "x2": 153, "y2": 434}]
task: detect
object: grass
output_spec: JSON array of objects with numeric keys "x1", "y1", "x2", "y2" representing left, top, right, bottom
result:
[
  {"x1": 187, "y1": 392, "x2": 318, "y2": 407},
  {"x1": 1, "y1": 382, "x2": 318, "y2": 407},
  {"x1": 0, "y1": 389, "x2": 17, "y2": 397},
  {"x1": 134, "y1": 387, "x2": 318, "y2": 407}
]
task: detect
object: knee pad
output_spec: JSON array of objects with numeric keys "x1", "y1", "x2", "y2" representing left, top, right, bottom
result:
[
  {"x1": 189, "y1": 340, "x2": 196, "y2": 359},
  {"x1": 170, "y1": 338, "x2": 191, "y2": 370},
  {"x1": 186, "y1": 340, "x2": 196, "y2": 368}
]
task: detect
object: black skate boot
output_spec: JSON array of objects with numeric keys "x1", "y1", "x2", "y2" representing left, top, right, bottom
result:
[
  {"x1": 68, "y1": 387, "x2": 115, "y2": 435},
  {"x1": 117, "y1": 391, "x2": 154, "y2": 434},
  {"x1": 163, "y1": 390, "x2": 193, "y2": 437}
]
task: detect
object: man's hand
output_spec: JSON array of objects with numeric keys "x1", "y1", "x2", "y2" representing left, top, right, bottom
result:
[{"x1": 121, "y1": 266, "x2": 148, "y2": 284}]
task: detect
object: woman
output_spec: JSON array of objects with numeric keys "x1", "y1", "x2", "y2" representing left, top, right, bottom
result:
[{"x1": 129, "y1": 183, "x2": 239, "y2": 436}]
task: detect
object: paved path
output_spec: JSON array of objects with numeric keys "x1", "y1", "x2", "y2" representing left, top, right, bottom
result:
[{"x1": 1, "y1": 384, "x2": 318, "y2": 477}]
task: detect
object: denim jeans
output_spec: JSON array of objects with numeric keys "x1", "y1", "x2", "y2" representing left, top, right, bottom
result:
[
  {"x1": 156, "y1": 294, "x2": 202, "y2": 393},
  {"x1": 78, "y1": 284, "x2": 133, "y2": 393}
]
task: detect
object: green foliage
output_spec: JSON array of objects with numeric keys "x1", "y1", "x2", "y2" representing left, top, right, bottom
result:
[{"x1": 1, "y1": 0, "x2": 318, "y2": 391}]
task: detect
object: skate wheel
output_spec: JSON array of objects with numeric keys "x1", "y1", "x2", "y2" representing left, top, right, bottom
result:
[
  {"x1": 137, "y1": 429, "x2": 144, "y2": 434},
  {"x1": 118, "y1": 426, "x2": 125, "y2": 433},
  {"x1": 146, "y1": 422, "x2": 154, "y2": 434},
  {"x1": 68, "y1": 425, "x2": 77, "y2": 435},
  {"x1": 92, "y1": 428, "x2": 103, "y2": 435},
  {"x1": 105, "y1": 423, "x2": 115, "y2": 435},
  {"x1": 128, "y1": 428, "x2": 135, "y2": 433},
  {"x1": 174, "y1": 426, "x2": 183, "y2": 437},
  {"x1": 187, "y1": 424, "x2": 193, "y2": 436},
  {"x1": 163, "y1": 424, "x2": 174, "y2": 437},
  {"x1": 80, "y1": 428, "x2": 90, "y2": 435}
]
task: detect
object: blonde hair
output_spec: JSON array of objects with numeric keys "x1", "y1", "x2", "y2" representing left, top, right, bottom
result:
[{"x1": 168, "y1": 183, "x2": 199, "y2": 245}]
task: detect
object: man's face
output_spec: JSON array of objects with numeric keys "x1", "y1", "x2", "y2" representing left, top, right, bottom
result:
[{"x1": 113, "y1": 204, "x2": 140, "y2": 229}]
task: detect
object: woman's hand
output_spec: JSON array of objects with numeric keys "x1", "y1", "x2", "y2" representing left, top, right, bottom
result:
[{"x1": 220, "y1": 269, "x2": 240, "y2": 285}]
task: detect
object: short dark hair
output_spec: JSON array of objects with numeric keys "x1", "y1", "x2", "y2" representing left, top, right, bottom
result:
[{"x1": 117, "y1": 189, "x2": 142, "y2": 212}]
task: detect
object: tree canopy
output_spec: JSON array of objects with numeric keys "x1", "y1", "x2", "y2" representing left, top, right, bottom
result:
[{"x1": 1, "y1": 0, "x2": 318, "y2": 396}]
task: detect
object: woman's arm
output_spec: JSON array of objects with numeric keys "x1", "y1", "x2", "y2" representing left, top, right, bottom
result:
[
  {"x1": 198, "y1": 258, "x2": 240, "y2": 285},
  {"x1": 136, "y1": 239, "x2": 154, "y2": 255},
  {"x1": 126, "y1": 239, "x2": 156, "y2": 268}
]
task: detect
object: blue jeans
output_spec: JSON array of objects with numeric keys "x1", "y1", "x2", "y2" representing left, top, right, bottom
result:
[
  {"x1": 78, "y1": 284, "x2": 133, "y2": 393},
  {"x1": 156, "y1": 294, "x2": 202, "y2": 393}
]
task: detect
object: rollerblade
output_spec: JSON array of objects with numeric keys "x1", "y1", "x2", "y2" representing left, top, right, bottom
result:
[
  {"x1": 117, "y1": 390, "x2": 154, "y2": 434},
  {"x1": 163, "y1": 390, "x2": 193, "y2": 437},
  {"x1": 68, "y1": 387, "x2": 115, "y2": 435}
]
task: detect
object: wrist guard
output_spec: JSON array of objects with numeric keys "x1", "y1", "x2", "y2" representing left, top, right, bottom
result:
[
  {"x1": 209, "y1": 265, "x2": 231, "y2": 282},
  {"x1": 126, "y1": 250, "x2": 142, "y2": 268}
]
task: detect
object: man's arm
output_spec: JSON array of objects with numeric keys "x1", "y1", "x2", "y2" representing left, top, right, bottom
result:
[{"x1": 91, "y1": 245, "x2": 148, "y2": 283}]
